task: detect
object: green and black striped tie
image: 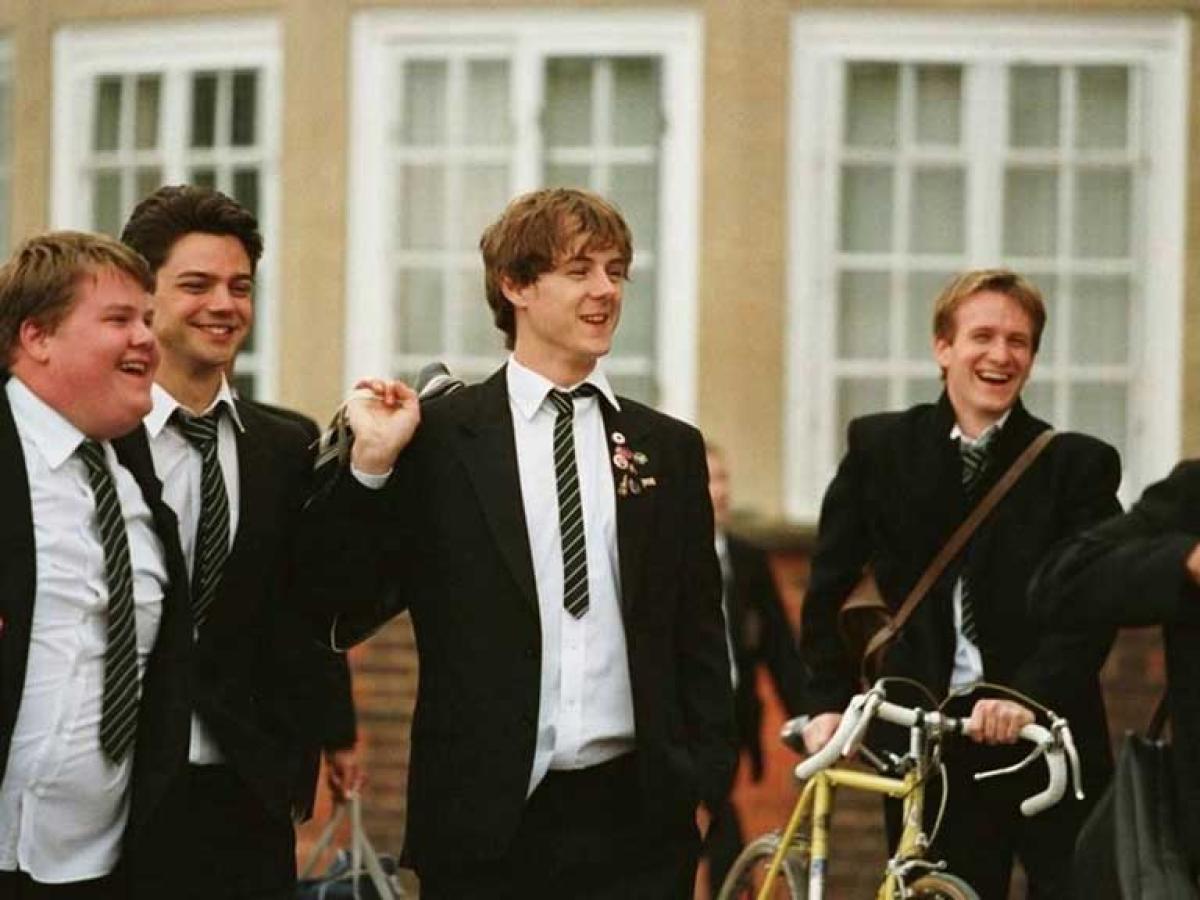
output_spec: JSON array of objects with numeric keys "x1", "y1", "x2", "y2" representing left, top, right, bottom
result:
[
  {"x1": 174, "y1": 409, "x2": 229, "y2": 629},
  {"x1": 958, "y1": 432, "x2": 995, "y2": 644},
  {"x1": 77, "y1": 439, "x2": 139, "y2": 763},
  {"x1": 549, "y1": 386, "x2": 599, "y2": 619}
]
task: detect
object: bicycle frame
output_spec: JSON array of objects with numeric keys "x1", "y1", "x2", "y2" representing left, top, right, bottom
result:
[{"x1": 755, "y1": 760, "x2": 927, "y2": 900}]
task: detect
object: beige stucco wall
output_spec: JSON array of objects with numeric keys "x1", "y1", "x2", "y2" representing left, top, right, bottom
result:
[{"x1": 1, "y1": 0, "x2": 1197, "y2": 518}]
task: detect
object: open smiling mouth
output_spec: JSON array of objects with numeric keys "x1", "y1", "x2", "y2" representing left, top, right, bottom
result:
[{"x1": 119, "y1": 360, "x2": 151, "y2": 375}]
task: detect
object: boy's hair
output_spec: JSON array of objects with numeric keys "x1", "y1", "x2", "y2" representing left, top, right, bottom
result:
[
  {"x1": 0, "y1": 230, "x2": 153, "y2": 361},
  {"x1": 933, "y1": 268, "x2": 1047, "y2": 353},
  {"x1": 120, "y1": 184, "x2": 263, "y2": 275}
]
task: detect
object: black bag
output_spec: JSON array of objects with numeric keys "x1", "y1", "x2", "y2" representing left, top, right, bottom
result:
[{"x1": 1074, "y1": 693, "x2": 1198, "y2": 899}]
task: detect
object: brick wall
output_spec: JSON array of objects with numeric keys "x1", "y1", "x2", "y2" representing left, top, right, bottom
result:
[{"x1": 298, "y1": 547, "x2": 1166, "y2": 898}]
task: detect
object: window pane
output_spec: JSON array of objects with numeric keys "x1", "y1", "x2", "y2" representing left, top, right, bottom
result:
[
  {"x1": 544, "y1": 58, "x2": 592, "y2": 146},
  {"x1": 907, "y1": 270, "x2": 952, "y2": 360},
  {"x1": 544, "y1": 163, "x2": 592, "y2": 190},
  {"x1": 134, "y1": 75, "x2": 160, "y2": 150},
  {"x1": 837, "y1": 378, "x2": 889, "y2": 454},
  {"x1": 135, "y1": 167, "x2": 161, "y2": 205},
  {"x1": 231, "y1": 70, "x2": 257, "y2": 147},
  {"x1": 465, "y1": 60, "x2": 511, "y2": 146},
  {"x1": 837, "y1": 270, "x2": 890, "y2": 359},
  {"x1": 94, "y1": 77, "x2": 122, "y2": 153},
  {"x1": 457, "y1": 266, "x2": 502, "y2": 356},
  {"x1": 615, "y1": 264, "x2": 655, "y2": 357},
  {"x1": 460, "y1": 164, "x2": 510, "y2": 249},
  {"x1": 396, "y1": 164, "x2": 444, "y2": 250},
  {"x1": 1009, "y1": 66, "x2": 1060, "y2": 148},
  {"x1": 191, "y1": 73, "x2": 218, "y2": 148},
  {"x1": 1077, "y1": 66, "x2": 1129, "y2": 150},
  {"x1": 394, "y1": 268, "x2": 444, "y2": 353},
  {"x1": 232, "y1": 167, "x2": 260, "y2": 218},
  {"x1": 1071, "y1": 275, "x2": 1130, "y2": 365},
  {"x1": 93, "y1": 170, "x2": 122, "y2": 236},
  {"x1": 915, "y1": 65, "x2": 961, "y2": 145},
  {"x1": 906, "y1": 376, "x2": 942, "y2": 406},
  {"x1": 609, "y1": 373, "x2": 656, "y2": 407},
  {"x1": 613, "y1": 58, "x2": 661, "y2": 145},
  {"x1": 611, "y1": 164, "x2": 658, "y2": 246},
  {"x1": 1004, "y1": 168, "x2": 1058, "y2": 257},
  {"x1": 911, "y1": 168, "x2": 965, "y2": 254},
  {"x1": 844, "y1": 62, "x2": 897, "y2": 148},
  {"x1": 230, "y1": 371, "x2": 256, "y2": 400},
  {"x1": 1031, "y1": 273, "x2": 1058, "y2": 364},
  {"x1": 1022, "y1": 379, "x2": 1054, "y2": 421},
  {"x1": 190, "y1": 166, "x2": 217, "y2": 189},
  {"x1": 1074, "y1": 169, "x2": 1131, "y2": 258},
  {"x1": 1070, "y1": 382, "x2": 1126, "y2": 459},
  {"x1": 402, "y1": 60, "x2": 447, "y2": 145},
  {"x1": 840, "y1": 164, "x2": 893, "y2": 252}
]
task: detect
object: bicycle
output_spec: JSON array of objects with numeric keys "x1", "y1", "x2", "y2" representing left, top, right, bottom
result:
[{"x1": 717, "y1": 679, "x2": 1084, "y2": 900}]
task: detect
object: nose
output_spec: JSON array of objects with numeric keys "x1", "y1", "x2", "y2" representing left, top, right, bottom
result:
[
  {"x1": 208, "y1": 286, "x2": 236, "y2": 311},
  {"x1": 587, "y1": 267, "x2": 619, "y2": 296}
]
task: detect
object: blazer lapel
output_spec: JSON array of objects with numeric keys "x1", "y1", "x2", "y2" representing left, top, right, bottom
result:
[
  {"x1": 599, "y1": 400, "x2": 657, "y2": 618},
  {"x1": 228, "y1": 400, "x2": 268, "y2": 578},
  {"x1": 456, "y1": 368, "x2": 539, "y2": 616}
]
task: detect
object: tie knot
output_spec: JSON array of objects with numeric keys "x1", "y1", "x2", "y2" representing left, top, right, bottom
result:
[
  {"x1": 174, "y1": 408, "x2": 222, "y2": 448},
  {"x1": 548, "y1": 384, "x2": 598, "y2": 416},
  {"x1": 76, "y1": 439, "x2": 107, "y2": 473},
  {"x1": 960, "y1": 430, "x2": 995, "y2": 490}
]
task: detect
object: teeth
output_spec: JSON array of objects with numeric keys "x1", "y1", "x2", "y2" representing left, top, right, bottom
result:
[{"x1": 120, "y1": 362, "x2": 147, "y2": 375}]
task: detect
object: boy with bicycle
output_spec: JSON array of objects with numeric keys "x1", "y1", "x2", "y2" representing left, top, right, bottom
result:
[{"x1": 799, "y1": 269, "x2": 1119, "y2": 898}]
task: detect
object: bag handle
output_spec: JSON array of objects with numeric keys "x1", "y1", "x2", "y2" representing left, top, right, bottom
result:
[
  {"x1": 860, "y1": 429, "x2": 1057, "y2": 667},
  {"x1": 298, "y1": 794, "x2": 398, "y2": 899}
]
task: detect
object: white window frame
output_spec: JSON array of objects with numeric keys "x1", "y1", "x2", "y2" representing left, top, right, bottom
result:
[
  {"x1": 52, "y1": 17, "x2": 283, "y2": 401},
  {"x1": 346, "y1": 9, "x2": 703, "y2": 421},
  {"x1": 787, "y1": 12, "x2": 1189, "y2": 519}
]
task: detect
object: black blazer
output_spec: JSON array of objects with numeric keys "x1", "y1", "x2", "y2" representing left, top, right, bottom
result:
[
  {"x1": 1032, "y1": 460, "x2": 1200, "y2": 861},
  {"x1": 800, "y1": 395, "x2": 1121, "y2": 790},
  {"x1": 117, "y1": 399, "x2": 357, "y2": 829},
  {"x1": 0, "y1": 375, "x2": 193, "y2": 861},
  {"x1": 299, "y1": 367, "x2": 736, "y2": 869},
  {"x1": 725, "y1": 535, "x2": 804, "y2": 780}
]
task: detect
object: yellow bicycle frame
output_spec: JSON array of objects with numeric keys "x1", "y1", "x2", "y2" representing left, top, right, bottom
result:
[{"x1": 754, "y1": 763, "x2": 928, "y2": 900}]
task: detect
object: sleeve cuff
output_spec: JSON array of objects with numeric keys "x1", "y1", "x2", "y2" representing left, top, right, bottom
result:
[{"x1": 350, "y1": 465, "x2": 390, "y2": 489}]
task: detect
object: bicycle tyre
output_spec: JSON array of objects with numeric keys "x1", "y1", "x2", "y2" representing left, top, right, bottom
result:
[
  {"x1": 906, "y1": 872, "x2": 981, "y2": 899},
  {"x1": 716, "y1": 833, "x2": 809, "y2": 900}
]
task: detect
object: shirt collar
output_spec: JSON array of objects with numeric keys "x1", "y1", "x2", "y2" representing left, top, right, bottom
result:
[
  {"x1": 146, "y1": 376, "x2": 245, "y2": 438},
  {"x1": 505, "y1": 354, "x2": 621, "y2": 422},
  {"x1": 5, "y1": 374, "x2": 91, "y2": 471},
  {"x1": 949, "y1": 408, "x2": 1011, "y2": 446}
]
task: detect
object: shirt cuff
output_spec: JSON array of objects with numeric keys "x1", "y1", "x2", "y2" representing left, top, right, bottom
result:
[{"x1": 349, "y1": 466, "x2": 390, "y2": 490}]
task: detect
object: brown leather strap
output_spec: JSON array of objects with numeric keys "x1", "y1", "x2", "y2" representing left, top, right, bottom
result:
[{"x1": 860, "y1": 428, "x2": 1057, "y2": 665}]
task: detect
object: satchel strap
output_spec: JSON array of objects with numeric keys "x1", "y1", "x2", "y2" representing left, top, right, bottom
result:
[{"x1": 861, "y1": 428, "x2": 1057, "y2": 666}]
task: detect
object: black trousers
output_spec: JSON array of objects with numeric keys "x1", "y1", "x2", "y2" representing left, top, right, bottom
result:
[
  {"x1": 884, "y1": 731, "x2": 1091, "y2": 900},
  {"x1": 418, "y1": 753, "x2": 700, "y2": 899},
  {"x1": 702, "y1": 792, "x2": 745, "y2": 897},
  {"x1": 128, "y1": 764, "x2": 295, "y2": 900},
  {"x1": 0, "y1": 870, "x2": 122, "y2": 900}
]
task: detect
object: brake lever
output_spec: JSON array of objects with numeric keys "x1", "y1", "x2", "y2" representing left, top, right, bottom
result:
[{"x1": 1052, "y1": 718, "x2": 1085, "y2": 801}]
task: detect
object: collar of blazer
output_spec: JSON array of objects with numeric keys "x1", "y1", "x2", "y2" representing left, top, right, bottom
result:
[{"x1": 453, "y1": 365, "x2": 658, "y2": 619}]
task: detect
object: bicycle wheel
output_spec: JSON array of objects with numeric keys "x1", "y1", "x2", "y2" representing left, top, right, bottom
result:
[
  {"x1": 716, "y1": 833, "x2": 809, "y2": 899},
  {"x1": 906, "y1": 872, "x2": 981, "y2": 899}
]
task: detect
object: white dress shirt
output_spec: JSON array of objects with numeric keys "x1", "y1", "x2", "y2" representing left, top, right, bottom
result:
[
  {"x1": 947, "y1": 411, "x2": 1009, "y2": 690},
  {"x1": 144, "y1": 379, "x2": 244, "y2": 764},
  {"x1": 506, "y1": 357, "x2": 636, "y2": 796},
  {"x1": 0, "y1": 377, "x2": 166, "y2": 883}
]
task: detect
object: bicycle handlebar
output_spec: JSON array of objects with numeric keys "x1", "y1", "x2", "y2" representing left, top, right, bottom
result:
[{"x1": 791, "y1": 687, "x2": 1075, "y2": 817}]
